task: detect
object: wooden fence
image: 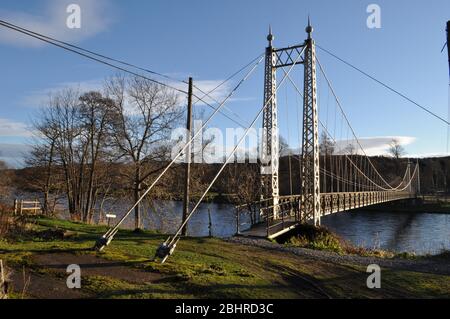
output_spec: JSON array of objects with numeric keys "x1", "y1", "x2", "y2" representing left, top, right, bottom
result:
[{"x1": 14, "y1": 199, "x2": 41, "y2": 216}]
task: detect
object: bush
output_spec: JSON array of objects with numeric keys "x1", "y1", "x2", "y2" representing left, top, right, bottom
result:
[
  {"x1": 281, "y1": 224, "x2": 414, "y2": 258},
  {"x1": 0, "y1": 205, "x2": 32, "y2": 239},
  {"x1": 0, "y1": 205, "x2": 13, "y2": 237},
  {"x1": 284, "y1": 224, "x2": 345, "y2": 254}
]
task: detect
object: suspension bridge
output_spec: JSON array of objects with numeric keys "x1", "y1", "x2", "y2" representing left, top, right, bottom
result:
[
  {"x1": 234, "y1": 21, "x2": 420, "y2": 239},
  {"x1": 0, "y1": 19, "x2": 428, "y2": 263}
]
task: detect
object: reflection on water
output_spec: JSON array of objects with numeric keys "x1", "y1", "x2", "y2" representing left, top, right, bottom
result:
[{"x1": 81, "y1": 199, "x2": 253, "y2": 239}]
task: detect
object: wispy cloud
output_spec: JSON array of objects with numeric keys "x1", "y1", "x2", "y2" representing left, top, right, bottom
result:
[
  {"x1": 21, "y1": 77, "x2": 251, "y2": 110},
  {"x1": 0, "y1": 143, "x2": 32, "y2": 168},
  {"x1": 0, "y1": 118, "x2": 32, "y2": 137},
  {"x1": 0, "y1": 0, "x2": 114, "y2": 47},
  {"x1": 170, "y1": 79, "x2": 254, "y2": 106},
  {"x1": 21, "y1": 79, "x2": 103, "y2": 108}
]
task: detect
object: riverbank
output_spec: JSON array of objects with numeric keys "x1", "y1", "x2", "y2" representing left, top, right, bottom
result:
[
  {"x1": 0, "y1": 216, "x2": 448, "y2": 299},
  {"x1": 362, "y1": 197, "x2": 450, "y2": 214}
]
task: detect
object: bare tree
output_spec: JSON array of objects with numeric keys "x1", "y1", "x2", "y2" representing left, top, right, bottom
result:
[
  {"x1": 279, "y1": 136, "x2": 290, "y2": 156},
  {"x1": 0, "y1": 161, "x2": 11, "y2": 201},
  {"x1": 319, "y1": 132, "x2": 335, "y2": 155},
  {"x1": 78, "y1": 92, "x2": 114, "y2": 222},
  {"x1": 343, "y1": 143, "x2": 356, "y2": 155},
  {"x1": 105, "y1": 75, "x2": 183, "y2": 230},
  {"x1": 29, "y1": 89, "x2": 114, "y2": 222},
  {"x1": 388, "y1": 139, "x2": 406, "y2": 160}
]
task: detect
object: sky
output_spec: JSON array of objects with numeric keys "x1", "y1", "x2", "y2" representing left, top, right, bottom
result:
[{"x1": 0, "y1": 0, "x2": 449, "y2": 167}]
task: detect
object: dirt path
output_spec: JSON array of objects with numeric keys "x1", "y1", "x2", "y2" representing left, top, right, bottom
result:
[
  {"x1": 9, "y1": 267, "x2": 92, "y2": 299},
  {"x1": 9, "y1": 253, "x2": 166, "y2": 299},
  {"x1": 32, "y1": 253, "x2": 164, "y2": 284},
  {"x1": 227, "y1": 237, "x2": 450, "y2": 275}
]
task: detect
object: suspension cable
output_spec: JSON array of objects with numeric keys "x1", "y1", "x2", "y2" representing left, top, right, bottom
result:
[
  {"x1": 316, "y1": 44, "x2": 450, "y2": 126},
  {"x1": 0, "y1": 19, "x2": 263, "y2": 129},
  {"x1": 285, "y1": 65, "x2": 414, "y2": 191},
  {"x1": 316, "y1": 55, "x2": 409, "y2": 191},
  {"x1": 97, "y1": 53, "x2": 264, "y2": 244},
  {"x1": 167, "y1": 46, "x2": 306, "y2": 247}
]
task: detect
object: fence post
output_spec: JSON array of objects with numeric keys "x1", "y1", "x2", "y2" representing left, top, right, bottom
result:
[
  {"x1": 13, "y1": 199, "x2": 17, "y2": 216},
  {"x1": 0, "y1": 259, "x2": 6, "y2": 299},
  {"x1": 235, "y1": 209, "x2": 240, "y2": 235},
  {"x1": 19, "y1": 200, "x2": 23, "y2": 216}
]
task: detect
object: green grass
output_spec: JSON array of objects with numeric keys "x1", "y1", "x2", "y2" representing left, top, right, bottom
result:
[{"x1": 0, "y1": 216, "x2": 449, "y2": 299}]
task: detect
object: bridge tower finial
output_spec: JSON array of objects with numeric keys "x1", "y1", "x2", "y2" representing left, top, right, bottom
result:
[
  {"x1": 306, "y1": 15, "x2": 314, "y2": 39},
  {"x1": 267, "y1": 25, "x2": 274, "y2": 47}
]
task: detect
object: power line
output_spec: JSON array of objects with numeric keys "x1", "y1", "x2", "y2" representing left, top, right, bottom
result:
[
  {"x1": 316, "y1": 44, "x2": 450, "y2": 126},
  {"x1": 0, "y1": 19, "x2": 185, "y2": 84},
  {"x1": 0, "y1": 19, "x2": 262, "y2": 128},
  {"x1": 0, "y1": 20, "x2": 189, "y2": 94},
  {"x1": 316, "y1": 55, "x2": 407, "y2": 190}
]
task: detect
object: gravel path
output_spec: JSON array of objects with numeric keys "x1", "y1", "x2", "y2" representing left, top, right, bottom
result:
[{"x1": 226, "y1": 237, "x2": 450, "y2": 276}]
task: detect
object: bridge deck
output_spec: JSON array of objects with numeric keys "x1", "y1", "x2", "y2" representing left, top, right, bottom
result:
[
  {"x1": 239, "y1": 217, "x2": 298, "y2": 239},
  {"x1": 237, "y1": 191, "x2": 414, "y2": 239}
]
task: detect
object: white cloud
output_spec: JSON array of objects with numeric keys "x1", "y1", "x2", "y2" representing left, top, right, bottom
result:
[
  {"x1": 20, "y1": 77, "x2": 249, "y2": 112},
  {"x1": 0, "y1": 143, "x2": 32, "y2": 168},
  {"x1": 21, "y1": 79, "x2": 103, "y2": 107},
  {"x1": 170, "y1": 79, "x2": 254, "y2": 106},
  {"x1": 0, "y1": 118, "x2": 32, "y2": 137},
  {"x1": 333, "y1": 136, "x2": 416, "y2": 156},
  {"x1": 0, "y1": 0, "x2": 114, "y2": 47}
]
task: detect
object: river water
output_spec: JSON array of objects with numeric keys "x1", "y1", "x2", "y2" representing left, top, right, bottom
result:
[
  {"x1": 9, "y1": 192, "x2": 450, "y2": 255},
  {"x1": 92, "y1": 199, "x2": 450, "y2": 255}
]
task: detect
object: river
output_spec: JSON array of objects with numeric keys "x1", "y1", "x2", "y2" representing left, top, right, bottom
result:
[
  {"x1": 9, "y1": 192, "x2": 450, "y2": 255},
  {"x1": 87, "y1": 199, "x2": 450, "y2": 255}
]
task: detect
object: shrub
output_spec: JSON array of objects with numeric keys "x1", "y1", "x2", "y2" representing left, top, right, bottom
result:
[
  {"x1": 0, "y1": 205, "x2": 13, "y2": 237},
  {"x1": 285, "y1": 224, "x2": 345, "y2": 254}
]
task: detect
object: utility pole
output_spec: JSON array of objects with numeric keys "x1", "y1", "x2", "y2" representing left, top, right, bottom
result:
[
  {"x1": 447, "y1": 21, "x2": 450, "y2": 74},
  {"x1": 182, "y1": 77, "x2": 193, "y2": 236},
  {"x1": 446, "y1": 21, "x2": 450, "y2": 155}
]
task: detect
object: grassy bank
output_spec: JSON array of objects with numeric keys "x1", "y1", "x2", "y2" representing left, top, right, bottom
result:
[
  {"x1": 0, "y1": 216, "x2": 449, "y2": 299},
  {"x1": 276, "y1": 224, "x2": 426, "y2": 259}
]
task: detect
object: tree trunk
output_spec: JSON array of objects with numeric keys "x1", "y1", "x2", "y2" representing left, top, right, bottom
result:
[
  {"x1": 42, "y1": 141, "x2": 55, "y2": 216},
  {"x1": 134, "y1": 165, "x2": 142, "y2": 230}
]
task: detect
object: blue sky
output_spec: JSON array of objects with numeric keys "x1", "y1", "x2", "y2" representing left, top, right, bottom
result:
[{"x1": 0, "y1": 0, "x2": 449, "y2": 166}]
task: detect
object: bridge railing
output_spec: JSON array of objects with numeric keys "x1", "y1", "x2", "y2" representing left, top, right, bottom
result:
[{"x1": 235, "y1": 190, "x2": 414, "y2": 236}]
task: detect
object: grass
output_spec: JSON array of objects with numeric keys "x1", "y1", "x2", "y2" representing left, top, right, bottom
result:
[
  {"x1": 278, "y1": 224, "x2": 425, "y2": 259},
  {"x1": 0, "y1": 216, "x2": 449, "y2": 299}
]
